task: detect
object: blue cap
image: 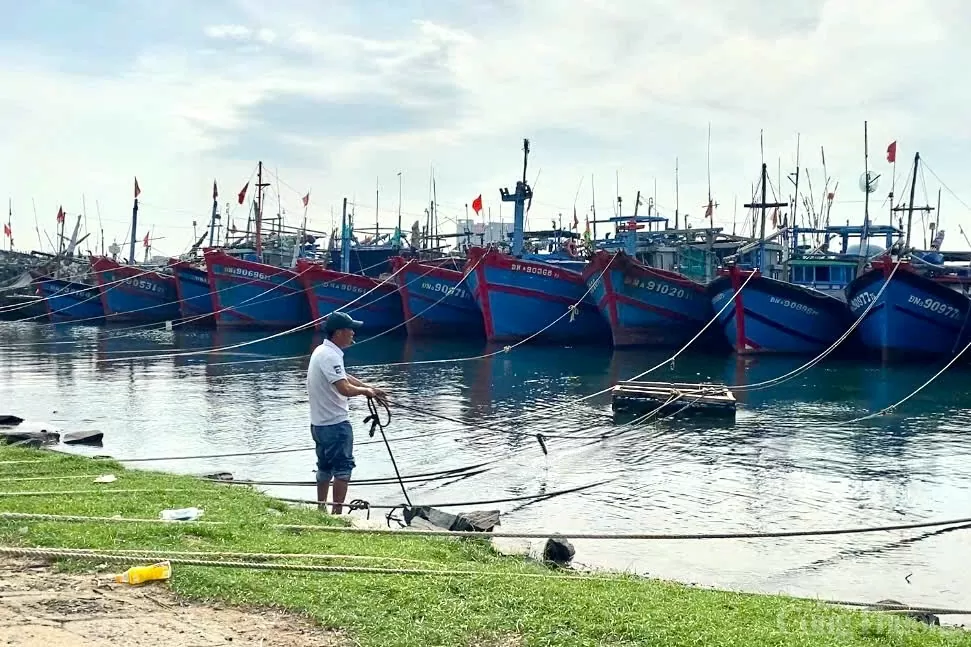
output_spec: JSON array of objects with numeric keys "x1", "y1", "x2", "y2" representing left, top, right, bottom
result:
[{"x1": 324, "y1": 311, "x2": 364, "y2": 334}]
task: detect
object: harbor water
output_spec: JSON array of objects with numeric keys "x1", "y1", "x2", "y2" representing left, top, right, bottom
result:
[{"x1": 1, "y1": 321, "x2": 970, "y2": 620}]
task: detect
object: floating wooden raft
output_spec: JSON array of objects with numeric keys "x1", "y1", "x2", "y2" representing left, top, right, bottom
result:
[{"x1": 611, "y1": 380, "x2": 736, "y2": 419}]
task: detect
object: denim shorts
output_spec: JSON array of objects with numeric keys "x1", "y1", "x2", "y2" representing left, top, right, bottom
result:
[{"x1": 310, "y1": 420, "x2": 355, "y2": 482}]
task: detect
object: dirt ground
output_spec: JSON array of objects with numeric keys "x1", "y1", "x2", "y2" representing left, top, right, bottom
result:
[{"x1": 0, "y1": 557, "x2": 346, "y2": 646}]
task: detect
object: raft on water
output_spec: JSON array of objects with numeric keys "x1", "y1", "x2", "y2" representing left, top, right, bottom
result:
[{"x1": 611, "y1": 380, "x2": 736, "y2": 419}]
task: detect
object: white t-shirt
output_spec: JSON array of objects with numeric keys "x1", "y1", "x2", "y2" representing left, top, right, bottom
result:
[{"x1": 307, "y1": 339, "x2": 349, "y2": 426}]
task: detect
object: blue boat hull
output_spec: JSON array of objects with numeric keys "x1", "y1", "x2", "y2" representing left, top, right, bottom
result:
[
  {"x1": 92, "y1": 258, "x2": 181, "y2": 323},
  {"x1": 37, "y1": 278, "x2": 104, "y2": 323},
  {"x1": 298, "y1": 261, "x2": 403, "y2": 333},
  {"x1": 583, "y1": 251, "x2": 716, "y2": 347},
  {"x1": 172, "y1": 264, "x2": 215, "y2": 323},
  {"x1": 709, "y1": 271, "x2": 852, "y2": 355},
  {"x1": 846, "y1": 263, "x2": 971, "y2": 360},
  {"x1": 393, "y1": 260, "x2": 483, "y2": 337},
  {"x1": 204, "y1": 251, "x2": 311, "y2": 329},
  {"x1": 466, "y1": 248, "x2": 610, "y2": 345}
]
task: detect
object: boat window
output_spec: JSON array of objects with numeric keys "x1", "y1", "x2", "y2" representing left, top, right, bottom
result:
[{"x1": 814, "y1": 266, "x2": 831, "y2": 282}]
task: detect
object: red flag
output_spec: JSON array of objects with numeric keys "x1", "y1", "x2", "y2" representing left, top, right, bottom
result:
[
  {"x1": 213, "y1": 180, "x2": 218, "y2": 201},
  {"x1": 237, "y1": 181, "x2": 249, "y2": 205},
  {"x1": 56, "y1": 206, "x2": 64, "y2": 223},
  {"x1": 302, "y1": 192, "x2": 310, "y2": 208},
  {"x1": 704, "y1": 200, "x2": 713, "y2": 218},
  {"x1": 886, "y1": 141, "x2": 897, "y2": 163},
  {"x1": 134, "y1": 177, "x2": 141, "y2": 199},
  {"x1": 471, "y1": 194, "x2": 482, "y2": 215},
  {"x1": 827, "y1": 191, "x2": 835, "y2": 200},
  {"x1": 2, "y1": 223, "x2": 10, "y2": 237},
  {"x1": 572, "y1": 207, "x2": 578, "y2": 230},
  {"x1": 143, "y1": 231, "x2": 150, "y2": 248}
]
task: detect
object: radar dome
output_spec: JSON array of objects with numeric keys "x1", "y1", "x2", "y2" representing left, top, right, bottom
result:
[{"x1": 845, "y1": 240, "x2": 886, "y2": 257}]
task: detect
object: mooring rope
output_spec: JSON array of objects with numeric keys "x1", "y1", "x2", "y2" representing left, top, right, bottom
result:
[
  {"x1": 0, "y1": 545, "x2": 965, "y2": 615},
  {"x1": 91, "y1": 260, "x2": 414, "y2": 364},
  {"x1": 3, "y1": 511, "x2": 971, "y2": 541}
]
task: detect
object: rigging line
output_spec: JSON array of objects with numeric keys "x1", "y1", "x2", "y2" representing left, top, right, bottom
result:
[
  {"x1": 732, "y1": 257, "x2": 901, "y2": 392},
  {"x1": 4, "y1": 256, "x2": 399, "y2": 353},
  {"x1": 921, "y1": 160, "x2": 971, "y2": 213},
  {"x1": 0, "y1": 260, "x2": 181, "y2": 317},
  {"x1": 845, "y1": 336, "x2": 971, "y2": 423},
  {"x1": 275, "y1": 478, "x2": 610, "y2": 510},
  {"x1": 9, "y1": 511, "x2": 971, "y2": 542},
  {"x1": 91, "y1": 260, "x2": 413, "y2": 364},
  {"x1": 342, "y1": 255, "x2": 486, "y2": 346},
  {"x1": 5, "y1": 265, "x2": 304, "y2": 344},
  {"x1": 448, "y1": 266, "x2": 761, "y2": 434},
  {"x1": 209, "y1": 469, "x2": 492, "y2": 489},
  {"x1": 352, "y1": 253, "x2": 620, "y2": 372},
  {"x1": 91, "y1": 257, "x2": 452, "y2": 360}
]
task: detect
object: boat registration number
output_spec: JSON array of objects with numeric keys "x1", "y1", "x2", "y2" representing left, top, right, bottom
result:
[
  {"x1": 849, "y1": 291, "x2": 875, "y2": 311},
  {"x1": 510, "y1": 263, "x2": 554, "y2": 277},
  {"x1": 908, "y1": 295, "x2": 963, "y2": 319},
  {"x1": 623, "y1": 276, "x2": 686, "y2": 299},
  {"x1": 124, "y1": 277, "x2": 165, "y2": 294},
  {"x1": 221, "y1": 266, "x2": 271, "y2": 282},
  {"x1": 421, "y1": 282, "x2": 468, "y2": 299},
  {"x1": 769, "y1": 296, "x2": 819, "y2": 316}
]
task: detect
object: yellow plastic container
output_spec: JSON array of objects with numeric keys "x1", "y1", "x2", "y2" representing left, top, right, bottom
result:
[{"x1": 114, "y1": 560, "x2": 172, "y2": 585}]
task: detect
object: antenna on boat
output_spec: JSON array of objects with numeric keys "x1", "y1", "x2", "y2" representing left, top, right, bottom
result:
[{"x1": 674, "y1": 158, "x2": 680, "y2": 230}]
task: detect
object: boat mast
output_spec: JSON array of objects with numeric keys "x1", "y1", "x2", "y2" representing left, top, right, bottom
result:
[
  {"x1": 340, "y1": 197, "x2": 350, "y2": 272},
  {"x1": 501, "y1": 138, "x2": 533, "y2": 257},
  {"x1": 863, "y1": 121, "x2": 871, "y2": 241},
  {"x1": 904, "y1": 152, "x2": 920, "y2": 250},
  {"x1": 744, "y1": 163, "x2": 787, "y2": 274},
  {"x1": 255, "y1": 161, "x2": 269, "y2": 259},
  {"x1": 674, "y1": 158, "x2": 679, "y2": 230},
  {"x1": 128, "y1": 179, "x2": 139, "y2": 263}
]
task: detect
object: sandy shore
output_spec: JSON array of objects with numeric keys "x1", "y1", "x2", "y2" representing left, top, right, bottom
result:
[{"x1": 0, "y1": 557, "x2": 345, "y2": 646}]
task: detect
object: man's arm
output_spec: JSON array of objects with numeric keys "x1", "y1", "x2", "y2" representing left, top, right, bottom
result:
[
  {"x1": 345, "y1": 374, "x2": 387, "y2": 401},
  {"x1": 333, "y1": 378, "x2": 376, "y2": 399}
]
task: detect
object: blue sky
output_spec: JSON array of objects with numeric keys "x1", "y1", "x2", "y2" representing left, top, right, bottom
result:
[{"x1": 1, "y1": 0, "x2": 970, "y2": 257}]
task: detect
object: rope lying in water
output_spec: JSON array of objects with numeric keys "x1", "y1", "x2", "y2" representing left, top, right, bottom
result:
[
  {"x1": 3, "y1": 511, "x2": 970, "y2": 541},
  {"x1": 0, "y1": 545, "x2": 967, "y2": 615}
]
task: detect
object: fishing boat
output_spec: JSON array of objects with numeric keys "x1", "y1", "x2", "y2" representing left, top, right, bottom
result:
[
  {"x1": 707, "y1": 163, "x2": 856, "y2": 355},
  {"x1": 202, "y1": 162, "x2": 320, "y2": 329},
  {"x1": 389, "y1": 256, "x2": 483, "y2": 337},
  {"x1": 845, "y1": 152, "x2": 971, "y2": 361},
  {"x1": 463, "y1": 141, "x2": 609, "y2": 345},
  {"x1": 204, "y1": 248, "x2": 311, "y2": 329},
  {"x1": 296, "y1": 258, "x2": 404, "y2": 333},
  {"x1": 32, "y1": 274, "x2": 104, "y2": 323},
  {"x1": 584, "y1": 249, "x2": 715, "y2": 348},
  {"x1": 295, "y1": 203, "x2": 405, "y2": 333},
  {"x1": 169, "y1": 258, "x2": 216, "y2": 324},
  {"x1": 90, "y1": 256, "x2": 180, "y2": 323}
]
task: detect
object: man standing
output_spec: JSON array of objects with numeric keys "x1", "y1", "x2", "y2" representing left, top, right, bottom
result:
[{"x1": 307, "y1": 311, "x2": 387, "y2": 514}]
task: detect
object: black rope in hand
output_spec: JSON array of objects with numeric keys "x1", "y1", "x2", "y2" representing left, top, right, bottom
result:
[{"x1": 364, "y1": 396, "x2": 412, "y2": 508}]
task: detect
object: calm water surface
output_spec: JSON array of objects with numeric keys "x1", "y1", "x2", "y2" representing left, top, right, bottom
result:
[{"x1": 2, "y1": 320, "x2": 971, "y2": 620}]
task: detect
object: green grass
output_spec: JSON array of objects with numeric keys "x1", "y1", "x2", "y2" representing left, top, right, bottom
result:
[{"x1": 0, "y1": 445, "x2": 966, "y2": 647}]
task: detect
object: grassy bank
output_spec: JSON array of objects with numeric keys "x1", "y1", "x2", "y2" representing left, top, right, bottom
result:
[{"x1": 0, "y1": 445, "x2": 966, "y2": 646}]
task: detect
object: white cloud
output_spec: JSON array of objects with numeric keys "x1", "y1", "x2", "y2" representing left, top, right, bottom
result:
[
  {"x1": 2, "y1": 0, "x2": 971, "y2": 258},
  {"x1": 204, "y1": 24, "x2": 252, "y2": 40}
]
